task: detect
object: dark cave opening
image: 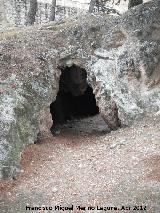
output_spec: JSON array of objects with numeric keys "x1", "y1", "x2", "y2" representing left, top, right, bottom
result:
[{"x1": 50, "y1": 64, "x2": 99, "y2": 135}]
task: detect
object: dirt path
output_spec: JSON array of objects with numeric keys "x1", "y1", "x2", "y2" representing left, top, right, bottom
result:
[{"x1": 0, "y1": 115, "x2": 160, "y2": 213}]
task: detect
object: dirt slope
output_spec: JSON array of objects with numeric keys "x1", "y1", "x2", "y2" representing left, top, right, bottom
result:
[{"x1": 0, "y1": 114, "x2": 160, "y2": 213}]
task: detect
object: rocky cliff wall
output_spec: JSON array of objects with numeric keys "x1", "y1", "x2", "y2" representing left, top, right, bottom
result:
[{"x1": 0, "y1": 0, "x2": 160, "y2": 179}]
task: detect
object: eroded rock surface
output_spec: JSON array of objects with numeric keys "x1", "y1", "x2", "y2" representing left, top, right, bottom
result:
[{"x1": 0, "y1": 0, "x2": 160, "y2": 179}]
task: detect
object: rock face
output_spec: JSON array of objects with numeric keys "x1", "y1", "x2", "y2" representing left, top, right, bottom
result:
[{"x1": 0, "y1": 0, "x2": 160, "y2": 180}]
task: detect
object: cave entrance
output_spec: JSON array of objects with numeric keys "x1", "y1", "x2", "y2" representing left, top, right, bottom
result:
[{"x1": 50, "y1": 64, "x2": 99, "y2": 135}]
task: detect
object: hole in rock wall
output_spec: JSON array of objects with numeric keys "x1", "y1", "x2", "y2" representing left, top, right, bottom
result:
[{"x1": 50, "y1": 64, "x2": 99, "y2": 135}]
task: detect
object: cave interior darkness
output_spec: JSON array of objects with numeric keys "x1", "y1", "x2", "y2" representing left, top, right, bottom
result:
[{"x1": 50, "y1": 64, "x2": 99, "y2": 130}]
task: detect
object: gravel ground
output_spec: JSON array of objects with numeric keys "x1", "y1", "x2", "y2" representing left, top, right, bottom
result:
[{"x1": 0, "y1": 114, "x2": 160, "y2": 213}]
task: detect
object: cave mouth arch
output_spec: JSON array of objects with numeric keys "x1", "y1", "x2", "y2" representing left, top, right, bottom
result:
[{"x1": 50, "y1": 64, "x2": 99, "y2": 135}]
